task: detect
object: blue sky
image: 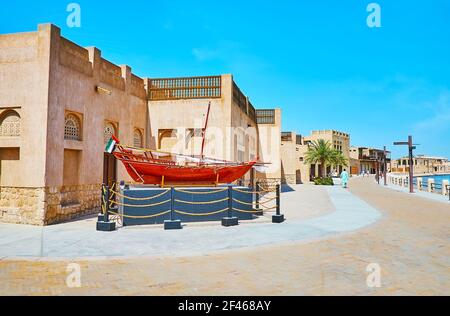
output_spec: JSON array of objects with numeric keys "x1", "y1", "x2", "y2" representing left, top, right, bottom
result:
[{"x1": 1, "y1": 0, "x2": 449, "y2": 159}]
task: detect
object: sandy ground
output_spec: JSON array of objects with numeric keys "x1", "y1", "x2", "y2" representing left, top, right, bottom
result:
[{"x1": 0, "y1": 177, "x2": 448, "y2": 295}]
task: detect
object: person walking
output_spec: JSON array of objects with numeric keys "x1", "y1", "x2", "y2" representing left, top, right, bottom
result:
[{"x1": 340, "y1": 169, "x2": 349, "y2": 188}]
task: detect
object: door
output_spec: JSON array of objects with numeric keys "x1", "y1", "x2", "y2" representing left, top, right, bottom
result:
[
  {"x1": 296, "y1": 169, "x2": 302, "y2": 184},
  {"x1": 310, "y1": 164, "x2": 316, "y2": 181}
]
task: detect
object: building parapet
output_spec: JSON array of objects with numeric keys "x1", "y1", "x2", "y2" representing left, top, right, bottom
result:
[
  {"x1": 148, "y1": 75, "x2": 222, "y2": 100},
  {"x1": 148, "y1": 75, "x2": 257, "y2": 123},
  {"x1": 311, "y1": 130, "x2": 350, "y2": 139},
  {"x1": 256, "y1": 109, "x2": 275, "y2": 125}
]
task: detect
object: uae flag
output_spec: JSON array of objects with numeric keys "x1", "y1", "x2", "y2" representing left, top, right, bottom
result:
[{"x1": 105, "y1": 135, "x2": 120, "y2": 153}]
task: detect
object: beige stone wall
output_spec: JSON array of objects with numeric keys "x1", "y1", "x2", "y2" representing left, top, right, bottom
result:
[
  {"x1": 147, "y1": 75, "x2": 259, "y2": 163},
  {"x1": 256, "y1": 109, "x2": 282, "y2": 181},
  {"x1": 0, "y1": 24, "x2": 147, "y2": 225},
  {"x1": 148, "y1": 96, "x2": 228, "y2": 159},
  {"x1": 45, "y1": 184, "x2": 101, "y2": 225},
  {"x1": 0, "y1": 26, "x2": 51, "y2": 188},
  {"x1": 45, "y1": 26, "x2": 148, "y2": 187},
  {"x1": 280, "y1": 132, "x2": 299, "y2": 184},
  {"x1": 0, "y1": 187, "x2": 45, "y2": 225},
  {"x1": 0, "y1": 184, "x2": 101, "y2": 226}
]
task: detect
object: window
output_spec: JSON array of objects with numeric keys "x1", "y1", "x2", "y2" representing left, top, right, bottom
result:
[
  {"x1": 0, "y1": 110, "x2": 21, "y2": 137},
  {"x1": 104, "y1": 122, "x2": 117, "y2": 144},
  {"x1": 133, "y1": 129, "x2": 143, "y2": 148},
  {"x1": 64, "y1": 114, "x2": 81, "y2": 141},
  {"x1": 256, "y1": 109, "x2": 275, "y2": 124}
]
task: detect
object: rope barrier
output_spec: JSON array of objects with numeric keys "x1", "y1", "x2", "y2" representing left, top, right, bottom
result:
[
  {"x1": 260, "y1": 206, "x2": 277, "y2": 211},
  {"x1": 232, "y1": 207, "x2": 262, "y2": 214},
  {"x1": 259, "y1": 197, "x2": 277, "y2": 205},
  {"x1": 174, "y1": 208, "x2": 228, "y2": 216},
  {"x1": 108, "y1": 210, "x2": 171, "y2": 219},
  {"x1": 174, "y1": 197, "x2": 229, "y2": 205},
  {"x1": 257, "y1": 186, "x2": 277, "y2": 193},
  {"x1": 110, "y1": 188, "x2": 170, "y2": 201},
  {"x1": 109, "y1": 199, "x2": 171, "y2": 208},
  {"x1": 232, "y1": 188, "x2": 258, "y2": 194},
  {"x1": 259, "y1": 194, "x2": 276, "y2": 200},
  {"x1": 232, "y1": 198, "x2": 254, "y2": 206},
  {"x1": 175, "y1": 188, "x2": 228, "y2": 195}
]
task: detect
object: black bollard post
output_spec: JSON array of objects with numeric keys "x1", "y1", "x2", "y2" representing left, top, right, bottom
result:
[
  {"x1": 222, "y1": 185, "x2": 238, "y2": 227},
  {"x1": 164, "y1": 187, "x2": 182, "y2": 230},
  {"x1": 272, "y1": 183, "x2": 285, "y2": 223},
  {"x1": 98, "y1": 184, "x2": 107, "y2": 222},
  {"x1": 104, "y1": 184, "x2": 110, "y2": 223},
  {"x1": 97, "y1": 184, "x2": 116, "y2": 231},
  {"x1": 254, "y1": 181, "x2": 263, "y2": 216}
]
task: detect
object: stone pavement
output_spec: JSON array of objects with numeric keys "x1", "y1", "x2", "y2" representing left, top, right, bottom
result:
[
  {"x1": 1, "y1": 177, "x2": 449, "y2": 295},
  {"x1": 0, "y1": 184, "x2": 379, "y2": 259}
]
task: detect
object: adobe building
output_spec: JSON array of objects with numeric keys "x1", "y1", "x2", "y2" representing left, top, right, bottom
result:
[
  {"x1": 302, "y1": 130, "x2": 350, "y2": 179},
  {"x1": 391, "y1": 155, "x2": 450, "y2": 174},
  {"x1": 0, "y1": 24, "x2": 148, "y2": 225},
  {"x1": 255, "y1": 109, "x2": 282, "y2": 182},
  {"x1": 349, "y1": 146, "x2": 390, "y2": 175},
  {"x1": 281, "y1": 130, "x2": 351, "y2": 184},
  {"x1": 280, "y1": 131, "x2": 303, "y2": 185},
  {"x1": 147, "y1": 75, "x2": 257, "y2": 161},
  {"x1": 146, "y1": 75, "x2": 281, "y2": 185},
  {"x1": 0, "y1": 24, "x2": 281, "y2": 226}
]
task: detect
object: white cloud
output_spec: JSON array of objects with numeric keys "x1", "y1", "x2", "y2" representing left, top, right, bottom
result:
[{"x1": 415, "y1": 90, "x2": 450, "y2": 130}]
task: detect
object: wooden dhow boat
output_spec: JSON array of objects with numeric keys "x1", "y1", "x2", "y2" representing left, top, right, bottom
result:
[{"x1": 106, "y1": 103, "x2": 262, "y2": 186}]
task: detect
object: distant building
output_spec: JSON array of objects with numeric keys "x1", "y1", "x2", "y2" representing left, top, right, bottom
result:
[
  {"x1": 391, "y1": 155, "x2": 450, "y2": 174},
  {"x1": 280, "y1": 131, "x2": 302, "y2": 185},
  {"x1": 281, "y1": 130, "x2": 350, "y2": 184},
  {"x1": 349, "y1": 147, "x2": 390, "y2": 175}
]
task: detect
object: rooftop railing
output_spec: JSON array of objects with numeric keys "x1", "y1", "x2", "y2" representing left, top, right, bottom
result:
[
  {"x1": 256, "y1": 109, "x2": 275, "y2": 125},
  {"x1": 148, "y1": 76, "x2": 222, "y2": 100}
]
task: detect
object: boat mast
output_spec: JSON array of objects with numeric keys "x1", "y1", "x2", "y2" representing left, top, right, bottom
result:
[{"x1": 200, "y1": 102, "x2": 211, "y2": 160}]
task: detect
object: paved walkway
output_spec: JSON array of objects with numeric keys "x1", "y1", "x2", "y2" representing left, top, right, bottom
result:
[
  {"x1": 1, "y1": 177, "x2": 448, "y2": 295},
  {"x1": 0, "y1": 185, "x2": 380, "y2": 259}
]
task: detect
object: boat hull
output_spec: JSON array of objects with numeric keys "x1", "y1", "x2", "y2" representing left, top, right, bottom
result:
[{"x1": 114, "y1": 153, "x2": 256, "y2": 185}]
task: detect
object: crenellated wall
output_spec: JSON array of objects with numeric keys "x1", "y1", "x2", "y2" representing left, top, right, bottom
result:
[
  {"x1": 59, "y1": 37, "x2": 93, "y2": 76},
  {"x1": 0, "y1": 24, "x2": 148, "y2": 225}
]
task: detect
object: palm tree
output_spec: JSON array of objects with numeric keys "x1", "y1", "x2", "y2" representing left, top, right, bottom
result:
[
  {"x1": 305, "y1": 139, "x2": 348, "y2": 178},
  {"x1": 330, "y1": 150, "x2": 348, "y2": 171}
]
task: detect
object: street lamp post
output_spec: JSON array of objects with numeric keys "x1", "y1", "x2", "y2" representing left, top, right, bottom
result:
[{"x1": 393, "y1": 136, "x2": 416, "y2": 194}]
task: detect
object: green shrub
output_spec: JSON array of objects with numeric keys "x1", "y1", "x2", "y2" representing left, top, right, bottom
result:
[{"x1": 314, "y1": 177, "x2": 334, "y2": 186}]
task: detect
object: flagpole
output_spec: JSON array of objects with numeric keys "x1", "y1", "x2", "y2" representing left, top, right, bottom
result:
[{"x1": 200, "y1": 102, "x2": 211, "y2": 160}]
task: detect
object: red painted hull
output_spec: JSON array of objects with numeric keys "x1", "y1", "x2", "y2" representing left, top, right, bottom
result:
[{"x1": 113, "y1": 151, "x2": 256, "y2": 185}]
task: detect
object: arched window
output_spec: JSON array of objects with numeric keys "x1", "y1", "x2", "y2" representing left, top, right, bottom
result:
[
  {"x1": 133, "y1": 129, "x2": 143, "y2": 148},
  {"x1": 0, "y1": 110, "x2": 21, "y2": 137},
  {"x1": 104, "y1": 122, "x2": 117, "y2": 144},
  {"x1": 64, "y1": 114, "x2": 82, "y2": 141}
]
